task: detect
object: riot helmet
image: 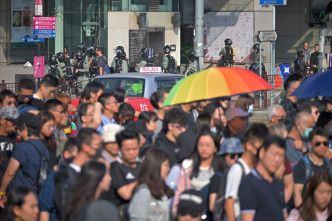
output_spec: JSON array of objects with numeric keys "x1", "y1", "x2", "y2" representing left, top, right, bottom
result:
[
  {"x1": 78, "y1": 43, "x2": 86, "y2": 52},
  {"x1": 297, "y1": 49, "x2": 304, "y2": 58},
  {"x1": 115, "y1": 46, "x2": 125, "y2": 56},
  {"x1": 76, "y1": 51, "x2": 83, "y2": 60},
  {"x1": 49, "y1": 54, "x2": 57, "y2": 64},
  {"x1": 56, "y1": 52, "x2": 65, "y2": 62},
  {"x1": 141, "y1": 47, "x2": 149, "y2": 58},
  {"x1": 164, "y1": 45, "x2": 171, "y2": 54},
  {"x1": 187, "y1": 50, "x2": 195, "y2": 61},
  {"x1": 253, "y1": 44, "x2": 259, "y2": 51},
  {"x1": 87, "y1": 45, "x2": 96, "y2": 56},
  {"x1": 225, "y1": 39, "x2": 232, "y2": 46}
]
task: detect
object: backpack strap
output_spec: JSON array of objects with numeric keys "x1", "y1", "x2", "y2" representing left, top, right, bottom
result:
[
  {"x1": 325, "y1": 158, "x2": 332, "y2": 174},
  {"x1": 234, "y1": 160, "x2": 245, "y2": 179},
  {"x1": 302, "y1": 155, "x2": 312, "y2": 182}
]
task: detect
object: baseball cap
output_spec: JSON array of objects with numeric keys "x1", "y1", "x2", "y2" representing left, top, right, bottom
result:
[
  {"x1": 16, "y1": 112, "x2": 40, "y2": 129},
  {"x1": 178, "y1": 189, "x2": 205, "y2": 213},
  {"x1": 0, "y1": 106, "x2": 19, "y2": 121},
  {"x1": 101, "y1": 123, "x2": 124, "y2": 143},
  {"x1": 217, "y1": 137, "x2": 244, "y2": 156},
  {"x1": 225, "y1": 107, "x2": 252, "y2": 121},
  {"x1": 125, "y1": 120, "x2": 154, "y2": 137}
]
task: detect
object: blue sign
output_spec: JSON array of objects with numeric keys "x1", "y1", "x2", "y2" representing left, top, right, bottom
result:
[
  {"x1": 260, "y1": 0, "x2": 287, "y2": 5},
  {"x1": 33, "y1": 29, "x2": 56, "y2": 38},
  {"x1": 21, "y1": 35, "x2": 45, "y2": 43}
]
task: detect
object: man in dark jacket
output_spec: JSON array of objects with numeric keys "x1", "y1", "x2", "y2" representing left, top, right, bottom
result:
[{"x1": 310, "y1": 44, "x2": 319, "y2": 74}]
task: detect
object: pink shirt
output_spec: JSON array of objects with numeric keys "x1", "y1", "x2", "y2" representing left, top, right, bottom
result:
[{"x1": 287, "y1": 208, "x2": 329, "y2": 221}]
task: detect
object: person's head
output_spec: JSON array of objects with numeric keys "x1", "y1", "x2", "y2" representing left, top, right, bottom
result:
[
  {"x1": 63, "y1": 138, "x2": 78, "y2": 160},
  {"x1": 323, "y1": 97, "x2": 332, "y2": 111},
  {"x1": 150, "y1": 90, "x2": 168, "y2": 110},
  {"x1": 217, "y1": 137, "x2": 244, "y2": 167},
  {"x1": 44, "y1": 99, "x2": 66, "y2": 126},
  {"x1": 138, "y1": 111, "x2": 158, "y2": 132},
  {"x1": 303, "y1": 42, "x2": 309, "y2": 50},
  {"x1": 294, "y1": 111, "x2": 315, "y2": 140},
  {"x1": 203, "y1": 103, "x2": 226, "y2": 131},
  {"x1": 66, "y1": 161, "x2": 110, "y2": 219},
  {"x1": 224, "y1": 38, "x2": 232, "y2": 47},
  {"x1": 135, "y1": 148, "x2": 173, "y2": 199},
  {"x1": 78, "y1": 103, "x2": 94, "y2": 125},
  {"x1": 18, "y1": 78, "x2": 35, "y2": 104},
  {"x1": 3, "y1": 186, "x2": 38, "y2": 221},
  {"x1": 316, "y1": 111, "x2": 332, "y2": 135},
  {"x1": 253, "y1": 43, "x2": 259, "y2": 53},
  {"x1": 76, "y1": 128, "x2": 102, "y2": 159},
  {"x1": 300, "y1": 171, "x2": 332, "y2": 219},
  {"x1": 116, "y1": 102, "x2": 135, "y2": 125},
  {"x1": 0, "y1": 89, "x2": 16, "y2": 108},
  {"x1": 195, "y1": 100, "x2": 210, "y2": 114},
  {"x1": 96, "y1": 45, "x2": 105, "y2": 56},
  {"x1": 113, "y1": 88, "x2": 128, "y2": 103},
  {"x1": 314, "y1": 43, "x2": 319, "y2": 52},
  {"x1": 16, "y1": 112, "x2": 41, "y2": 140},
  {"x1": 226, "y1": 107, "x2": 251, "y2": 135},
  {"x1": 257, "y1": 135, "x2": 286, "y2": 175},
  {"x1": 163, "y1": 108, "x2": 188, "y2": 140},
  {"x1": 283, "y1": 73, "x2": 302, "y2": 97},
  {"x1": 98, "y1": 92, "x2": 119, "y2": 114},
  {"x1": 0, "y1": 106, "x2": 19, "y2": 135},
  {"x1": 38, "y1": 110, "x2": 55, "y2": 140},
  {"x1": 299, "y1": 101, "x2": 320, "y2": 123},
  {"x1": 242, "y1": 123, "x2": 269, "y2": 158},
  {"x1": 37, "y1": 74, "x2": 59, "y2": 100},
  {"x1": 177, "y1": 189, "x2": 205, "y2": 221},
  {"x1": 235, "y1": 94, "x2": 254, "y2": 112},
  {"x1": 269, "y1": 123, "x2": 288, "y2": 139},
  {"x1": 101, "y1": 123, "x2": 123, "y2": 158},
  {"x1": 55, "y1": 93, "x2": 71, "y2": 111},
  {"x1": 116, "y1": 129, "x2": 140, "y2": 167},
  {"x1": 309, "y1": 127, "x2": 329, "y2": 158},
  {"x1": 267, "y1": 105, "x2": 287, "y2": 126},
  {"x1": 81, "y1": 81, "x2": 104, "y2": 103},
  {"x1": 164, "y1": 45, "x2": 171, "y2": 55}
]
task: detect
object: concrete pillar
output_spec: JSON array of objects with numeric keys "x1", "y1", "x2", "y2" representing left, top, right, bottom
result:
[{"x1": 55, "y1": 0, "x2": 64, "y2": 53}]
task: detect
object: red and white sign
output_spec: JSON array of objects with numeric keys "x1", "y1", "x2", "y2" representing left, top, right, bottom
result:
[
  {"x1": 33, "y1": 17, "x2": 56, "y2": 29},
  {"x1": 34, "y1": 56, "x2": 45, "y2": 78},
  {"x1": 35, "y1": 0, "x2": 43, "y2": 16},
  {"x1": 140, "y1": 67, "x2": 162, "y2": 73}
]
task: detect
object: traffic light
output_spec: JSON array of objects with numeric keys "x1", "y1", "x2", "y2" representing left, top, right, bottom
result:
[{"x1": 306, "y1": 0, "x2": 332, "y2": 26}]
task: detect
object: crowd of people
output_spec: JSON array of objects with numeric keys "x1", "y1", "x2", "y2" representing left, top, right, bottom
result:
[{"x1": 0, "y1": 72, "x2": 331, "y2": 221}]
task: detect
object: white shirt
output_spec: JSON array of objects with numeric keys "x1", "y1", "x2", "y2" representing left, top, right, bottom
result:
[
  {"x1": 69, "y1": 163, "x2": 81, "y2": 173},
  {"x1": 224, "y1": 158, "x2": 251, "y2": 217}
]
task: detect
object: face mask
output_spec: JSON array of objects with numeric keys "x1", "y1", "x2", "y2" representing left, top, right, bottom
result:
[
  {"x1": 248, "y1": 105, "x2": 254, "y2": 113},
  {"x1": 211, "y1": 127, "x2": 217, "y2": 134},
  {"x1": 301, "y1": 127, "x2": 313, "y2": 139}
]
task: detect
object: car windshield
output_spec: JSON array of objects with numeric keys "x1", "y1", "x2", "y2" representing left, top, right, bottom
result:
[
  {"x1": 155, "y1": 77, "x2": 183, "y2": 92},
  {"x1": 94, "y1": 78, "x2": 145, "y2": 97}
]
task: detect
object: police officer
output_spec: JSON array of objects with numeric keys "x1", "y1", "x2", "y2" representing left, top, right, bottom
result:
[
  {"x1": 135, "y1": 47, "x2": 149, "y2": 72},
  {"x1": 86, "y1": 45, "x2": 98, "y2": 77},
  {"x1": 162, "y1": 45, "x2": 177, "y2": 73},
  {"x1": 218, "y1": 39, "x2": 235, "y2": 67},
  {"x1": 183, "y1": 50, "x2": 198, "y2": 76},
  {"x1": 45, "y1": 54, "x2": 61, "y2": 79},
  {"x1": 56, "y1": 52, "x2": 67, "y2": 79},
  {"x1": 111, "y1": 46, "x2": 129, "y2": 73},
  {"x1": 77, "y1": 43, "x2": 90, "y2": 65},
  {"x1": 249, "y1": 44, "x2": 266, "y2": 75},
  {"x1": 73, "y1": 51, "x2": 90, "y2": 89},
  {"x1": 294, "y1": 49, "x2": 309, "y2": 77}
]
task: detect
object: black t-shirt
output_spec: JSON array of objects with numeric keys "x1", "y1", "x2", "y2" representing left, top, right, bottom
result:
[
  {"x1": 293, "y1": 157, "x2": 329, "y2": 196},
  {"x1": 107, "y1": 161, "x2": 142, "y2": 206},
  {"x1": 97, "y1": 56, "x2": 106, "y2": 73},
  {"x1": 0, "y1": 135, "x2": 16, "y2": 183},
  {"x1": 209, "y1": 173, "x2": 222, "y2": 195}
]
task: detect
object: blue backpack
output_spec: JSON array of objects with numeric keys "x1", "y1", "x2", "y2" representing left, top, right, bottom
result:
[
  {"x1": 302, "y1": 156, "x2": 332, "y2": 183},
  {"x1": 102, "y1": 56, "x2": 111, "y2": 74}
]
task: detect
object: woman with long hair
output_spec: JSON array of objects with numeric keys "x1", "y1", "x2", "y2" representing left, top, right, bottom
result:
[
  {"x1": 128, "y1": 148, "x2": 173, "y2": 220},
  {"x1": 1, "y1": 186, "x2": 39, "y2": 221},
  {"x1": 287, "y1": 170, "x2": 332, "y2": 221},
  {"x1": 38, "y1": 110, "x2": 57, "y2": 167},
  {"x1": 172, "y1": 131, "x2": 221, "y2": 215},
  {"x1": 65, "y1": 161, "x2": 113, "y2": 221}
]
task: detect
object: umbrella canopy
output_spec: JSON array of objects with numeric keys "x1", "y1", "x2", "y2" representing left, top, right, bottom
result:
[
  {"x1": 292, "y1": 69, "x2": 332, "y2": 99},
  {"x1": 163, "y1": 67, "x2": 272, "y2": 106}
]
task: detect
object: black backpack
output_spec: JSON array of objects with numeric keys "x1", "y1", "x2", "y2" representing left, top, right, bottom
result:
[
  {"x1": 167, "y1": 55, "x2": 177, "y2": 73},
  {"x1": 213, "y1": 161, "x2": 245, "y2": 221},
  {"x1": 224, "y1": 47, "x2": 234, "y2": 62},
  {"x1": 21, "y1": 141, "x2": 52, "y2": 193}
]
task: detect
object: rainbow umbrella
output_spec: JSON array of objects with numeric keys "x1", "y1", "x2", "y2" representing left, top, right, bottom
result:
[{"x1": 163, "y1": 67, "x2": 273, "y2": 106}]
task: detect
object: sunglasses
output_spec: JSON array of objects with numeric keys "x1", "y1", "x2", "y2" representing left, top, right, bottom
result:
[
  {"x1": 21, "y1": 95, "x2": 33, "y2": 99},
  {"x1": 178, "y1": 209, "x2": 201, "y2": 218},
  {"x1": 314, "y1": 141, "x2": 329, "y2": 147},
  {"x1": 229, "y1": 153, "x2": 242, "y2": 159}
]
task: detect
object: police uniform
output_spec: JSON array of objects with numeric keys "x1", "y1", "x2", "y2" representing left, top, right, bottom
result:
[
  {"x1": 162, "y1": 55, "x2": 177, "y2": 73},
  {"x1": 72, "y1": 56, "x2": 90, "y2": 90},
  {"x1": 135, "y1": 60, "x2": 147, "y2": 72},
  {"x1": 111, "y1": 57, "x2": 129, "y2": 73},
  {"x1": 219, "y1": 46, "x2": 235, "y2": 67}
]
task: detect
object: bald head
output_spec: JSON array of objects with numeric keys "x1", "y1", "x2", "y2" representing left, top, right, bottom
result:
[{"x1": 294, "y1": 111, "x2": 315, "y2": 137}]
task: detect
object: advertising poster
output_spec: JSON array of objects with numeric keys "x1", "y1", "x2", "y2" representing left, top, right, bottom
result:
[{"x1": 11, "y1": 0, "x2": 35, "y2": 42}]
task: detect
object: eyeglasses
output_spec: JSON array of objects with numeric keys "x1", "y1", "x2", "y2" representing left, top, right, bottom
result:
[
  {"x1": 52, "y1": 109, "x2": 66, "y2": 115},
  {"x1": 21, "y1": 95, "x2": 33, "y2": 100},
  {"x1": 172, "y1": 124, "x2": 187, "y2": 131},
  {"x1": 229, "y1": 153, "x2": 242, "y2": 159},
  {"x1": 178, "y1": 209, "x2": 200, "y2": 218},
  {"x1": 314, "y1": 141, "x2": 329, "y2": 147}
]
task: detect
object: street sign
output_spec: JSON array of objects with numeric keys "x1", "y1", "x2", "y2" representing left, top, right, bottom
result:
[
  {"x1": 260, "y1": 0, "x2": 287, "y2": 5},
  {"x1": 35, "y1": 0, "x2": 43, "y2": 16},
  {"x1": 33, "y1": 17, "x2": 56, "y2": 30},
  {"x1": 21, "y1": 36, "x2": 45, "y2": 43},
  {"x1": 34, "y1": 29, "x2": 56, "y2": 38},
  {"x1": 258, "y1": 30, "x2": 278, "y2": 42}
]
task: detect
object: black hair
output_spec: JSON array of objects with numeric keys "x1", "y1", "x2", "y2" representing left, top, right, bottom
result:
[
  {"x1": 314, "y1": 43, "x2": 319, "y2": 47},
  {"x1": 202, "y1": 103, "x2": 218, "y2": 118},
  {"x1": 98, "y1": 92, "x2": 116, "y2": 108},
  {"x1": 81, "y1": 81, "x2": 104, "y2": 100},
  {"x1": 38, "y1": 110, "x2": 56, "y2": 153},
  {"x1": 283, "y1": 73, "x2": 302, "y2": 93},
  {"x1": 40, "y1": 74, "x2": 59, "y2": 88},
  {"x1": 76, "y1": 128, "x2": 99, "y2": 152},
  {"x1": 138, "y1": 111, "x2": 158, "y2": 123},
  {"x1": 115, "y1": 103, "x2": 135, "y2": 124},
  {"x1": 18, "y1": 78, "x2": 35, "y2": 91},
  {"x1": 116, "y1": 129, "x2": 140, "y2": 148},
  {"x1": 113, "y1": 88, "x2": 126, "y2": 103},
  {"x1": 299, "y1": 101, "x2": 318, "y2": 114},
  {"x1": 44, "y1": 99, "x2": 63, "y2": 111},
  {"x1": 97, "y1": 46, "x2": 105, "y2": 55},
  {"x1": 162, "y1": 108, "x2": 188, "y2": 132},
  {"x1": 64, "y1": 138, "x2": 78, "y2": 154},
  {"x1": 261, "y1": 135, "x2": 286, "y2": 152},
  {"x1": 242, "y1": 123, "x2": 269, "y2": 145},
  {"x1": 0, "y1": 89, "x2": 16, "y2": 104},
  {"x1": 78, "y1": 103, "x2": 93, "y2": 121},
  {"x1": 195, "y1": 114, "x2": 211, "y2": 134},
  {"x1": 2, "y1": 186, "x2": 34, "y2": 220},
  {"x1": 150, "y1": 90, "x2": 167, "y2": 109},
  {"x1": 309, "y1": 127, "x2": 329, "y2": 142}
]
